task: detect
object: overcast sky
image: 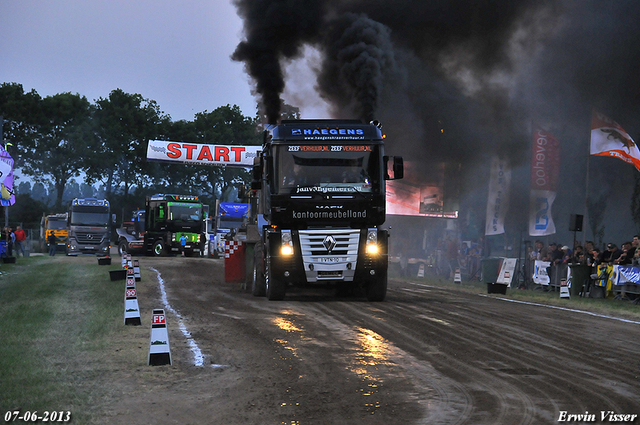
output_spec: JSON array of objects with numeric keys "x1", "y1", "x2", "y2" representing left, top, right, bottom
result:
[{"x1": 0, "y1": 0, "x2": 328, "y2": 121}]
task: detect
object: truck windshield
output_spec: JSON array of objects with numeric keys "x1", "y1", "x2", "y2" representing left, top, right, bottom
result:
[
  {"x1": 47, "y1": 220, "x2": 67, "y2": 230},
  {"x1": 219, "y1": 217, "x2": 244, "y2": 230},
  {"x1": 168, "y1": 202, "x2": 201, "y2": 222},
  {"x1": 275, "y1": 145, "x2": 380, "y2": 195},
  {"x1": 70, "y1": 208, "x2": 110, "y2": 226}
]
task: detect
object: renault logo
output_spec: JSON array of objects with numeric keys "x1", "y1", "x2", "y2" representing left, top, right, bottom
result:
[{"x1": 323, "y1": 235, "x2": 336, "y2": 252}]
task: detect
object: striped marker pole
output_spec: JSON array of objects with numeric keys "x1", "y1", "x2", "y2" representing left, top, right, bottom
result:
[
  {"x1": 560, "y1": 278, "x2": 570, "y2": 298},
  {"x1": 148, "y1": 309, "x2": 172, "y2": 366},
  {"x1": 454, "y1": 267, "x2": 462, "y2": 284},
  {"x1": 133, "y1": 259, "x2": 141, "y2": 281},
  {"x1": 124, "y1": 282, "x2": 141, "y2": 326}
]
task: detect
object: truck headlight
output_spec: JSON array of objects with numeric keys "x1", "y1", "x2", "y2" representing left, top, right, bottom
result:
[
  {"x1": 366, "y1": 244, "x2": 379, "y2": 254},
  {"x1": 366, "y1": 228, "x2": 378, "y2": 255},
  {"x1": 281, "y1": 230, "x2": 293, "y2": 256}
]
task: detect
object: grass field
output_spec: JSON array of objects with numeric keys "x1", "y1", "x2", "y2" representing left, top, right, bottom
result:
[{"x1": 0, "y1": 254, "x2": 136, "y2": 423}]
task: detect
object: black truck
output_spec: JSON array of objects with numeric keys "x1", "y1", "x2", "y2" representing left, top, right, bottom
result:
[
  {"x1": 249, "y1": 120, "x2": 403, "y2": 301},
  {"x1": 143, "y1": 194, "x2": 206, "y2": 256}
]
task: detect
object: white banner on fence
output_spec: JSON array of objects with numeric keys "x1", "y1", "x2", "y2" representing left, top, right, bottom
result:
[{"x1": 533, "y1": 260, "x2": 551, "y2": 285}]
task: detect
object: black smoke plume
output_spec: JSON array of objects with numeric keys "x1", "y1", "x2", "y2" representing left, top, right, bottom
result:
[
  {"x1": 316, "y1": 13, "x2": 398, "y2": 122},
  {"x1": 231, "y1": 0, "x2": 325, "y2": 124},
  {"x1": 232, "y1": 0, "x2": 640, "y2": 243}
]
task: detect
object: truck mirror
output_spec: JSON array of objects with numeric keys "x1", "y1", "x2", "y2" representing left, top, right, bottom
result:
[
  {"x1": 112, "y1": 214, "x2": 117, "y2": 224},
  {"x1": 238, "y1": 184, "x2": 246, "y2": 200},
  {"x1": 393, "y1": 156, "x2": 404, "y2": 180},
  {"x1": 384, "y1": 156, "x2": 404, "y2": 180},
  {"x1": 265, "y1": 155, "x2": 273, "y2": 180}
]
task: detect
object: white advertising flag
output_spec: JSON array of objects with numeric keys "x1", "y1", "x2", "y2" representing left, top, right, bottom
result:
[{"x1": 529, "y1": 128, "x2": 560, "y2": 236}]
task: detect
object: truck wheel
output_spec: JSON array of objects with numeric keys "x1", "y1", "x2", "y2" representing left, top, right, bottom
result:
[
  {"x1": 265, "y1": 252, "x2": 286, "y2": 300},
  {"x1": 152, "y1": 240, "x2": 165, "y2": 257},
  {"x1": 118, "y1": 240, "x2": 128, "y2": 255},
  {"x1": 366, "y1": 269, "x2": 387, "y2": 302},
  {"x1": 252, "y1": 242, "x2": 266, "y2": 297}
]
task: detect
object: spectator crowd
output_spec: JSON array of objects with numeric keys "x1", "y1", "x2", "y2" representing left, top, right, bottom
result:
[
  {"x1": 1, "y1": 226, "x2": 28, "y2": 258},
  {"x1": 528, "y1": 236, "x2": 640, "y2": 268}
]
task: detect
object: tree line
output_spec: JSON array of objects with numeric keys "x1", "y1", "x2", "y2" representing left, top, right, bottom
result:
[{"x1": 0, "y1": 82, "x2": 271, "y2": 229}]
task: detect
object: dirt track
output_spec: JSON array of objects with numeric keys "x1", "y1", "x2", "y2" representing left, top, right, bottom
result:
[{"x1": 103, "y1": 255, "x2": 640, "y2": 425}]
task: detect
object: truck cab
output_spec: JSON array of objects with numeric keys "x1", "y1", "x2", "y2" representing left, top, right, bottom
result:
[
  {"x1": 40, "y1": 213, "x2": 68, "y2": 253},
  {"x1": 66, "y1": 198, "x2": 112, "y2": 256},
  {"x1": 116, "y1": 209, "x2": 145, "y2": 255},
  {"x1": 144, "y1": 194, "x2": 206, "y2": 256},
  {"x1": 213, "y1": 202, "x2": 250, "y2": 257},
  {"x1": 251, "y1": 120, "x2": 403, "y2": 301}
]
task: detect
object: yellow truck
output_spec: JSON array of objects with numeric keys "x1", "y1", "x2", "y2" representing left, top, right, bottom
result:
[{"x1": 40, "y1": 213, "x2": 68, "y2": 252}]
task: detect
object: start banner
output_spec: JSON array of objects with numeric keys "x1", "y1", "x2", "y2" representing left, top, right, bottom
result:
[{"x1": 146, "y1": 140, "x2": 260, "y2": 167}]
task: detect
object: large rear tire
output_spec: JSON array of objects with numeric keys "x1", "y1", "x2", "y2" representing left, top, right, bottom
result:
[
  {"x1": 366, "y1": 269, "x2": 387, "y2": 302},
  {"x1": 265, "y1": 249, "x2": 286, "y2": 301},
  {"x1": 252, "y1": 242, "x2": 266, "y2": 296}
]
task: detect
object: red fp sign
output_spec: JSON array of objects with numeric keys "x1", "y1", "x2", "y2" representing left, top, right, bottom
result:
[{"x1": 152, "y1": 314, "x2": 166, "y2": 325}]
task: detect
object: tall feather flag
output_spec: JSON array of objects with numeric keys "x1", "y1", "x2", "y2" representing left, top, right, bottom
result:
[
  {"x1": 590, "y1": 109, "x2": 640, "y2": 172},
  {"x1": 0, "y1": 144, "x2": 15, "y2": 206},
  {"x1": 485, "y1": 156, "x2": 511, "y2": 236},
  {"x1": 529, "y1": 128, "x2": 560, "y2": 236}
]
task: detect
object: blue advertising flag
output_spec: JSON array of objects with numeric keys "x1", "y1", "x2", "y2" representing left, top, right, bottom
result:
[{"x1": 0, "y1": 145, "x2": 15, "y2": 206}]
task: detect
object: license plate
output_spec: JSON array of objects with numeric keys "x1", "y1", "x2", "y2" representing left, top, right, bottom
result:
[
  {"x1": 318, "y1": 271, "x2": 342, "y2": 277},
  {"x1": 319, "y1": 257, "x2": 345, "y2": 263}
]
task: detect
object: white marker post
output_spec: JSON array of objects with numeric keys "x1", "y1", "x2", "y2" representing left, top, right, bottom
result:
[
  {"x1": 124, "y1": 284, "x2": 141, "y2": 326},
  {"x1": 148, "y1": 309, "x2": 172, "y2": 366},
  {"x1": 453, "y1": 267, "x2": 462, "y2": 284},
  {"x1": 126, "y1": 276, "x2": 136, "y2": 288},
  {"x1": 560, "y1": 278, "x2": 570, "y2": 298},
  {"x1": 133, "y1": 259, "x2": 141, "y2": 281}
]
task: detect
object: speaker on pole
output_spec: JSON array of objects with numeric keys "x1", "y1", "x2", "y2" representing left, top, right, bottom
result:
[{"x1": 569, "y1": 214, "x2": 583, "y2": 232}]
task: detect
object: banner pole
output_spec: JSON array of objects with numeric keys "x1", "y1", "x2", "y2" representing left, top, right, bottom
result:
[{"x1": 584, "y1": 115, "x2": 591, "y2": 247}]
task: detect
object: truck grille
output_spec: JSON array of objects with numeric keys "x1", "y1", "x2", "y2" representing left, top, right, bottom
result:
[
  {"x1": 76, "y1": 232, "x2": 105, "y2": 245},
  {"x1": 299, "y1": 229, "x2": 360, "y2": 256},
  {"x1": 298, "y1": 229, "x2": 360, "y2": 282}
]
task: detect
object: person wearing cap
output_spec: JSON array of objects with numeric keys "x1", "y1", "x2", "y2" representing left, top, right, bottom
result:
[
  {"x1": 560, "y1": 245, "x2": 572, "y2": 263},
  {"x1": 599, "y1": 243, "x2": 621, "y2": 264}
]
